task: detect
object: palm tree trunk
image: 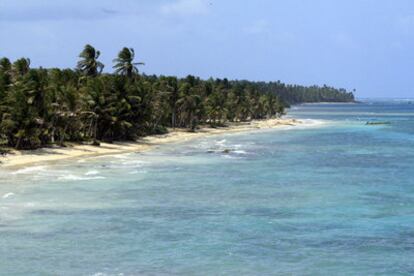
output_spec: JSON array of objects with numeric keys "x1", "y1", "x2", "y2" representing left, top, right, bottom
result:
[
  {"x1": 51, "y1": 128, "x2": 55, "y2": 144},
  {"x1": 59, "y1": 124, "x2": 68, "y2": 146},
  {"x1": 16, "y1": 136, "x2": 22, "y2": 150},
  {"x1": 172, "y1": 109, "x2": 176, "y2": 129}
]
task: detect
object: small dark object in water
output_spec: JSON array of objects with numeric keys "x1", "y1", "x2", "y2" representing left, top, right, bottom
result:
[
  {"x1": 366, "y1": 121, "x2": 391, "y2": 125},
  {"x1": 223, "y1": 149, "x2": 231, "y2": 154}
]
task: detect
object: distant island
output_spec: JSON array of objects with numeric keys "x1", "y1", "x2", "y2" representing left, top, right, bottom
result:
[{"x1": 0, "y1": 45, "x2": 355, "y2": 152}]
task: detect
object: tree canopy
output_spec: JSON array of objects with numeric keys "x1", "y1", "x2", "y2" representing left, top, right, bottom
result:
[{"x1": 0, "y1": 45, "x2": 354, "y2": 150}]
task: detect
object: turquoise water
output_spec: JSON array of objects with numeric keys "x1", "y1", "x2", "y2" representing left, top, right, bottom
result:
[{"x1": 1, "y1": 100, "x2": 414, "y2": 275}]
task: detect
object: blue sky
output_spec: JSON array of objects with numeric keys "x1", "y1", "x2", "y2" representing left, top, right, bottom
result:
[{"x1": 1, "y1": 0, "x2": 414, "y2": 97}]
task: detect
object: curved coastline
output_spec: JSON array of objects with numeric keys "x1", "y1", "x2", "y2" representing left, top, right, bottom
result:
[{"x1": 0, "y1": 118, "x2": 327, "y2": 169}]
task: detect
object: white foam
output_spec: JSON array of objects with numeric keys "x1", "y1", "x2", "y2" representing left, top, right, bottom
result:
[
  {"x1": 12, "y1": 166, "x2": 48, "y2": 175},
  {"x1": 92, "y1": 272, "x2": 123, "y2": 276},
  {"x1": 58, "y1": 174, "x2": 106, "y2": 181},
  {"x1": 222, "y1": 155, "x2": 241, "y2": 159},
  {"x1": 216, "y1": 139, "x2": 227, "y2": 145},
  {"x1": 121, "y1": 160, "x2": 146, "y2": 165},
  {"x1": 2, "y1": 193, "x2": 14, "y2": 199},
  {"x1": 129, "y1": 170, "x2": 148, "y2": 175},
  {"x1": 111, "y1": 159, "x2": 147, "y2": 168},
  {"x1": 112, "y1": 153, "x2": 132, "y2": 159},
  {"x1": 85, "y1": 170, "x2": 99, "y2": 176},
  {"x1": 296, "y1": 119, "x2": 330, "y2": 128}
]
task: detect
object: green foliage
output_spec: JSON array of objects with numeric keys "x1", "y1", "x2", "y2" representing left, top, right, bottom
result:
[
  {"x1": 0, "y1": 45, "x2": 355, "y2": 150},
  {"x1": 113, "y1": 47, "x2": 144, "y2": 78},
  {"x1": 77, "y1": 44, "x2": 104, "y2": 77}
]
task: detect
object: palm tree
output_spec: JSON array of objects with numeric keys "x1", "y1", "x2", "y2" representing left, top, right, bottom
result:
[
  {"x1": 0, "y1": 57, "x2": 12, "y2": 73},
  {"x1": 2, "y1": 72, "x2": 44, "y2": 149},
  {"x1": 206, "y1": 90, "x2": 228, "y2": 125},
  {"x1": 77, "y1": 44, "x2": 104, "y2": 77},
  {"x1": 113, "y1": 47, "x2": 144, "y2": 78},
  {"x1": 176, "y1": 83, "x2": 202, "y2": 130},
  {"x1": 0, "y1": 58, "x2": 12, "y2": 96},
  {"x1": 0, "y1": 50, "x2": 357, "y2": 151},
  {"x1": 156, "y1": 77, "x2": 179, "y2": 128},
  {"x1": 12, "y1": 58, "x2": 31, "y2": 79}
]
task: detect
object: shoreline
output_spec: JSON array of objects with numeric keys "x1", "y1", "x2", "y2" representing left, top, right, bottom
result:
[
  {"x1": 298, "y1": 101, "x2": 358, "y2": 105},
  {"x1": 0, "y1": 118, "x2": 310, "y2": 169}
]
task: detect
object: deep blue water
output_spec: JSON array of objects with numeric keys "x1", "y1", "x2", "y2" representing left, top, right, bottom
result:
[{"x1": 1, "y1": 100, "x2": 414, "y2": 275}]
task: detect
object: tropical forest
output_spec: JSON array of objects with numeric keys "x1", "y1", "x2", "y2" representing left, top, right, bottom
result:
[{"x1": 0, "y1": 45, "x2": 355, "y2": 151}]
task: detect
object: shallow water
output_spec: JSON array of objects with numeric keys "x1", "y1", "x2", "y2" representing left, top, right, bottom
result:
[{"x1": 1, "y1": 100, "x2": 414, "y2": 275}]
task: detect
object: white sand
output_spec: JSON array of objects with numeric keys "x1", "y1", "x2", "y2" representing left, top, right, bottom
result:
[{"x1": 0, "y1": 118, "x2": 301, "y2": 168}]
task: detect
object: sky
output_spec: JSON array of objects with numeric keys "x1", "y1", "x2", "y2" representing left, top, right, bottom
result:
[{"x1": 1, "y1": 0, "x2": 414, "y2": 98}]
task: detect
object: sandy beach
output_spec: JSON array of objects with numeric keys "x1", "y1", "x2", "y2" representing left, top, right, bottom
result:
[{"x1": 0, "y1": 118, "x2": 303, "y2": 168}]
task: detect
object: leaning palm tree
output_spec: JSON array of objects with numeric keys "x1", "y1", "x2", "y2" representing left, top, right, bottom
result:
[
  {"x1": 77, "y1": 44, "x2": 104, "y2": 77},
  {"x1": 113, "y1": 47, "x2": 144, "y2": 78}
]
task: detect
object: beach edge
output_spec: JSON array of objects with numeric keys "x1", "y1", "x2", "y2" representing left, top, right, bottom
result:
[{"x1": 0, "y1": 118, "x2": 320, "y2": 168}]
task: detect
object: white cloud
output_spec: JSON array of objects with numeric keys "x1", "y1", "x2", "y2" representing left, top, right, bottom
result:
[{"x1": 160, "y1": 0, "x2": 209, "y2": 16}]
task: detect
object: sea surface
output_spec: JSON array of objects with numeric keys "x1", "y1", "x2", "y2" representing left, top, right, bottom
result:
[{"x1": 1, "y1": 100, "x2": 414, "y2": 275}]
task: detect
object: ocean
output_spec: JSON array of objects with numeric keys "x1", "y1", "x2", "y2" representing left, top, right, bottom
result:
[{"x1": 0, "y1": 100, "x2": 414, "y2": 275}]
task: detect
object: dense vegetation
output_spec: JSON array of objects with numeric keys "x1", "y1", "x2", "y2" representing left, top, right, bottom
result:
[{"x1": 0, "y1": 45, "x2": 354, "y2": 150}]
